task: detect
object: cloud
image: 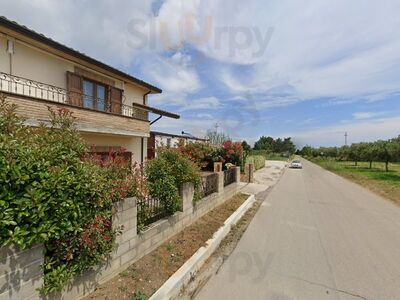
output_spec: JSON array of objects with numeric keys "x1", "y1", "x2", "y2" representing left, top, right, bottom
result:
[
  {"x1": 179, "y1": 96, "x2": 220, "y2": 112},
  {"x1": 352, "y1": 111, "x2": 387, "y2": 120},
  {"x1": 3, "y1": 0, "x2": 400, "y2": 147},
  {"x1": 291, "y1": 116, "x2": 400, "y2": 147}
]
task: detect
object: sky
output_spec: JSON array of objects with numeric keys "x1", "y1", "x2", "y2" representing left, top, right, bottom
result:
[{"x1": 2, "y1": 0, "x2": 400, "y2": 147}]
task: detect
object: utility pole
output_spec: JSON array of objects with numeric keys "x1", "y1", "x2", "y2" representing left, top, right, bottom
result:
[{"x1": 344, "y1": 132, "x2": 348, "y2": 146}]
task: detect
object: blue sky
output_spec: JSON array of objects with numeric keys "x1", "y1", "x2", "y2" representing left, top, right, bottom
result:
[{"x1": 3, "y1": 0, "x2": 400, "y2": 147}]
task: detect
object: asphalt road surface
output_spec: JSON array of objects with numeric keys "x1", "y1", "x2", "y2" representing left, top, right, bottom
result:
[{"x1": 195, "y1": 159, "x2": 400, "y2": 300}]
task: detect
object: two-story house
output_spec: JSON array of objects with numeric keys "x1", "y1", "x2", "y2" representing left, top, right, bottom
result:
[{"x1": 0, "y1": 16, "x2": 179, "y2": 164}]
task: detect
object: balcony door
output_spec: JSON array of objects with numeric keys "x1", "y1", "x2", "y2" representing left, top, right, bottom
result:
[{"x1": 83, "y1": 79, "x2": 107, "y2": 111}]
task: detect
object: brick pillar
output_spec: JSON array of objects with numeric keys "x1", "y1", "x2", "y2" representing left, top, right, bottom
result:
[
  {"x1": 180, "y1": 182, "x2": 194, "y2": 214},
  {"x1": 235, "y1": 166, "x2": 241, "y2": 183}
]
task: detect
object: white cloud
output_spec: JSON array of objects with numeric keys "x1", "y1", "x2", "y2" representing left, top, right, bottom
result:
[
  {"x1": 291, "y1": 116, "x2": 400, "y2": 147},
  {"x1": 179, "y1": 96, "x2": 220, "y2": 112},
  {"x1": 352, "y1": 111, "x2": 386, "y2": 120}
]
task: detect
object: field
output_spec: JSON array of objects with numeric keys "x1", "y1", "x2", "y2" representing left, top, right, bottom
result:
[
  {"x1": 249, "y1": 150, "x2": 289, "y2": 161},
  {"x1": 311, "y1": 158, "x2": 400, "y2": 205}
]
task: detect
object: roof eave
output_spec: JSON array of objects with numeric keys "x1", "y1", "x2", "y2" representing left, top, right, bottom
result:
[{"x1": 0, "y1": 16, "x2": 162, "y2": 94}]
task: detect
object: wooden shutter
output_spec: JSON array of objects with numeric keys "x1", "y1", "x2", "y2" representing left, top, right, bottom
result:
[
  {"x1": 109, "y1": 87, "x2": 123, "y2": 114},
  {"x1": 67, "y1": 72, "x2": 82, "y2": 106}
]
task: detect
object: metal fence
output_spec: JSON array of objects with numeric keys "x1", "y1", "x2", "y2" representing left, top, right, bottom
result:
[
  {"x1": 0, "y1": 72, "x2": 148, "y2": 121},
  {"x1": 223, "y1": 168, "x2": 236, "y2": 186},
  {"x1": 199, "y1": 173, "x2": 219, "y2": 198},
  {"x1": 136, "y1": 197, "x2": 168, "y2": 229}
]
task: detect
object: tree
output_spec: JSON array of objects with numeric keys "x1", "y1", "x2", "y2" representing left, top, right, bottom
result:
[
  {"x1": 205, "y1": 128, "x2": 230, "y2": 145},
  {"x1": 241, "y1": 140, "x2": 251, "y2": 160},
  {"x1": 253, "y1": 136, "x2": 274, "y2": 151},
  {"x1": 374, "y1": 140, "x2": 391, "y2": 172},
  {"x1": 362, "y1": 142, "x2": 376, "y2": 169},
  {"x1": 300, "y1": 145, "x2": 313, "y2": 157}
]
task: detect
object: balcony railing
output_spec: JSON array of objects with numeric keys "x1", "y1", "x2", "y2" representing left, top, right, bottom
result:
[{"x1": 0, "y1": 72, "x2": 148, "y2": 121}]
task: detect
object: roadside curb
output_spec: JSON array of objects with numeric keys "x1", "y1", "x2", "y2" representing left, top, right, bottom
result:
[{"x1": 149, "y1": 194, "x2": 256, "y2": 300}]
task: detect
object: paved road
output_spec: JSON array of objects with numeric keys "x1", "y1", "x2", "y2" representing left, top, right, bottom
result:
[{"x1": 195, "y1": 159, "x2": 400, "y2": 300}]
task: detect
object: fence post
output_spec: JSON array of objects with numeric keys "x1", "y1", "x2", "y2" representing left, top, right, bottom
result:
[
  {"x1": 213, "y1": 162, "x2": 222, "y2": 173},
  {"x1": 235, "y1": 166, "x2": 241, "y2": 183},
  {"x1": 113, "y1": 197, "x2": 137, "y2": 237},
  {"x1": 180, "y1": 183, "x2": 194, "y2": 215},
  {"x1": 217, "y1": 170, "x2": 224, "y2": 194},
  {"x1": 247, "y1": 163, "x2": 254, "y2": 183}
]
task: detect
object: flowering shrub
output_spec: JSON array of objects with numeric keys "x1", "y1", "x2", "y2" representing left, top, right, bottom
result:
[
  {"x1": 0, "y1": 96, "x2": 132, "y2": 294},
  {"x1": 221, "y1": 141, "x2": 244, "y2": 168},
  {"x1": 176, "y1": 141, "x2": 214, "y2": 169},
  {"x1": 175, "y1": 140, "x2": 244, "y2": 171}
]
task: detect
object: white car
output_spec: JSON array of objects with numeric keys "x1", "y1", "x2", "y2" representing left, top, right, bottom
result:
[{"x1": 290, "y1": 160, "x2": 303, "y2": 169}]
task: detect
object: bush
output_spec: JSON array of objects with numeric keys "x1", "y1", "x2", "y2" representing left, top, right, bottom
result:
[
  {"x1": 176, "y1": 141, "x2": 214, "y2": 170},
  {"x1": 144, "y1": 149, "x2": 200, "y2": 217},
  {"x1": 221, "y1": 141, "x2": 244, "y2": 168},
  {"x1": 246, "y1": 155, "x2": 265, "y2": 170},
  {"x1": 0, "y1": 96, "x2": 133, "y2": 294}
]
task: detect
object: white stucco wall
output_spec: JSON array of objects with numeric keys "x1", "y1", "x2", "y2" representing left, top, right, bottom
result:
[
  {"x1": 81, "y1": 132, "x2": 147, "y2": 163},
  {"x1": 0, "y1": 35, "x2": 150, "y2": 104}
]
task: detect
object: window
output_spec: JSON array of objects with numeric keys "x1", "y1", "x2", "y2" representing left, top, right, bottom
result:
[
  {"x1": 167, "y1": 138, "x2": 172, "y2": 147},
  {"x1": 83, "y1": 79, "x2": 107, "y2": 111},
  {"x1": 67, "y1": 72, "x2": 123, "y2": 114}
]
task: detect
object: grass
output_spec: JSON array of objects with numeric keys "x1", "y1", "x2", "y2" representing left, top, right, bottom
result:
[
  {"x1": 249, "y1": 150, "x2": 289, "y2": 161},
  {"x1": 310, "y1": 158, "x2": 400, "y2": 204}
]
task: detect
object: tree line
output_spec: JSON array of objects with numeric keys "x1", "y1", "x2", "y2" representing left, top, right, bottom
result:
[
  {"x1": 253, "y1": 136, "x2": 296, "y2": 154},
  {"x1": 298, "y1": 136, "x2": 400, "y2": 172}
]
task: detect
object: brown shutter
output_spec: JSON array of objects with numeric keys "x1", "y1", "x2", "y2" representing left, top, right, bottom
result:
[
  {"x1": 109, "y1": 87, "x2": 123, "y2": 114},
  {"x1": 67, "y1": 72, "x2": 82, "y2": 106}
]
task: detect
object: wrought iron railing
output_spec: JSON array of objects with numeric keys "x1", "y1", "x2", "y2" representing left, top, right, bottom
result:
[
  {"x1": 0, "y1": 72, "x2": 148, "y2": 121},
  {"x1": 223, "y1": 168, "x2": 236, "y2": 187},
  {"x1": 199, "y1": 173, "x2": 219, "y2": 198},
  {"x1": 136, "y1": 197, "x2": 169, "y2": 230}
]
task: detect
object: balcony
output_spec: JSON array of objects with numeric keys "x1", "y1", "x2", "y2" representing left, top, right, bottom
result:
[{"x1": 0, "y1": 72, "x2": 149, "y2": 122}]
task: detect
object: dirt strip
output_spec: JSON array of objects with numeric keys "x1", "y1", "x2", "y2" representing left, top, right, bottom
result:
[
  {"x1": 83, "y1": 193, "x2": 248, "y2": 300},
  {"x1": 178, "y1": 188, "x2": 269, "y2": 300}
]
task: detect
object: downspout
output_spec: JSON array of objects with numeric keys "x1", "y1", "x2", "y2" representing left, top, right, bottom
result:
[
  {"x1": 143, "y1": 90, "x2": 151, "y2": 105},
  {"x1": 6, "y1": 38, "x2": 15, "y2": 75},
  {"x1": 150, "y1": 115, "x2": 162, "y2": 125},
  {"x1": 141, "y1": 91, "x2": 151, "y2": 163}
]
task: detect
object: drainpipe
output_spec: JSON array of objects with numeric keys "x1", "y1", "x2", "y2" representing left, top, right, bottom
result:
[
  {"x1": 142, "y1": 91, "x2": 152, "y2": 163},
  {"x1": 6, "y1": 38, "x2": 15, "y2": 75},
  {"x1": 143, "y1": 90, "x2": 151, "y2": 105}
]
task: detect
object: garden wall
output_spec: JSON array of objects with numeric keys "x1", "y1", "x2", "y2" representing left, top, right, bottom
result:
[
  {"x1": 2, "y1": 168, "x2": 240, "y2": 300},
  {"x1": 0, "y1": 244, "x2": 43, "y2": 300}
]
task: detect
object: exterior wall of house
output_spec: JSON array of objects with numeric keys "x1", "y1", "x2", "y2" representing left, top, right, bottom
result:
[
  {"x1": 5, "y1": 95, "x2": 149, "y2": 163},
  {"x1": 155, "y1": 135, "x2": 182, "y2": 148},
  {"x1": 1, "y1": 32, "x2": 155, "y2": 164},
  {"x1": 81, "y1": 133, "x2": 148, "y2": 163},
  {"x1": 0, "y1": 36, "x2": 9, "y2": 72},
  {"x1": 0, "y1": 35, "x2": 149, "y2": 105}
]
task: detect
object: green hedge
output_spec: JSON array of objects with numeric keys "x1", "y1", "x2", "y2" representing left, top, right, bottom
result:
[
  {"x1": 246, "y1": 155, "x2": 265, "y2": 170},
  {"x1": 0, "y1": 97, "x2": 133, "y2": 294}
]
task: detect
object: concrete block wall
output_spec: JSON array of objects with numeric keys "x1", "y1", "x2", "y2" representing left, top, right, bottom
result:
[
  {"x1": 4, "y1": 174, "x2": 240, "y2": 300},
  {"x1": 0, "y1": 244, "x2": 43, "y2": 300}
]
